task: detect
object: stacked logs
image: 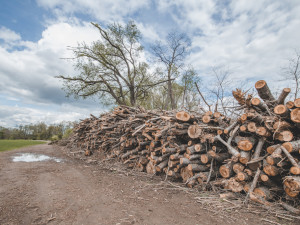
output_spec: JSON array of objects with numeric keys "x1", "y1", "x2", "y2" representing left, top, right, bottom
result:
[{"x1": 65, "y1": 80, "x2": 300, "y2": 206}]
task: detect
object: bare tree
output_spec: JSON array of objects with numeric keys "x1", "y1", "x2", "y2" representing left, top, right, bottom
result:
[
  {"x1": 282, "y1": 50, "x2": 300, "y2": 100},
  {"x1": 151, "y1": 32, "x2": 191, "y2": 110},
  {"x1": 57, "y1": 21, "x2": 162, "y2": 107}
]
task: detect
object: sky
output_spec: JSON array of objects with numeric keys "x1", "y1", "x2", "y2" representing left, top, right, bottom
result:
[{"x1": 0, "y1": 0, "x2": 300, "y2": 127}]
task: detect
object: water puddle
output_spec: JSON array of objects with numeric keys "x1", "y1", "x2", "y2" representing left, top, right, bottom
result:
[{"x1": 12, "y1": 153, "x2": 63, "y2": 163}]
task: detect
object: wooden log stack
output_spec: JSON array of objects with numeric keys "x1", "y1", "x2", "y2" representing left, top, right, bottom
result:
[{"x1": 65, "y1": 80, "x2": 300, "y2": 206}]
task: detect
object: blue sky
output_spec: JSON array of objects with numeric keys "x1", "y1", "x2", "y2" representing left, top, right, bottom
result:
[{"x1": 0, "y1": 0, "x2": 300, "y2": 127}]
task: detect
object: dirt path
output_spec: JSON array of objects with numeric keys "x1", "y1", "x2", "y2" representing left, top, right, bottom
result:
[{"x1": 0, "y1": 144, "x2": 297, "y2": 225}]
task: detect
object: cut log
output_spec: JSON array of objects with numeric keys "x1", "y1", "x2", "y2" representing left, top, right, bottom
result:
[
  {"x1": 224, "y1": 120, "x2": 238, "y2": 134},
  {"x1": 283, "y1": 176, "x2": 300, "y2": 197},
  {"x1": 239, "y1": 125, "x2": 247, "y2": 132},
  {"x1": 233, "y1": 163, "x2": 245, "y2": 174},
  {"x1": 294, "y1": 98, "x2": 300, "y2": 108},
  {"x1": 266, "y1": 144, "x2": 281, "y2": 154},
  {"x1": 187, "y1": 154, "x2": 201, "y2": 160},
  {"x1": 255, "y1": 80, "x2": 275, "y2": 104},
  {"x1": 215, "y1": 135, "x2": 240, "y2": 157},
  {"x1": 273, "y1": 121, "x2": 292, "y2": 131},
  {"x1": 282, "y1": 140, "x2": 300, "y2": 153},
  {"x1": 247, "y1": 122, "x2": 257, "y2": 132},
  {"x1": 275, "y1": 130, "x2": 293, "y2": 142},
  {"x1": 146, "y1": 161, "x2": 156, "y2": 174},
  {"x1": 253, "y1": 186, "x2": 272, "y2": 200},
  {"x1": 236, "y1": 171, "x2": 251, "y2": 181},
  {"x1": 274, "y1": 104, "x2": 290, "y2": 117},
  {"x1": 223, "y1": 177, "x2": 244, "y2": 192},
  {"x1": 280, "y1": 146, "x2": 300, "y2": 175},
  {"x1": 277, "y1": 88, "x2": 291, "y2": 104},
  {"x1": 187, "y1": 164, "x2": 209, "y2": 172},
  {"x1": 208, "y1": 151, "x2": 230, "y2": 163},
  {"x1": 155, "y1": 159, "x2": 168, "y2": 172},
  {"x1": 235, "y1": 136, "x2": 256, "y2": 151},
  {"x1": 194, "y1": 143, "x2": 204, "y2": 152},
  {"x1": 290, "y1": 108, "x2": 300, "y2": 125},
  {"x1": 175, "y1": 111, "x2": 191, "y2": 122},
  {"x1": 180, "y1": 158, "x2": 201, "y2": 166},
  {"x1": 219, "y1": 161, "x2": 233, "y2": 178},
  {"x1": 256, "y1": 127, "x2": 271, "y2": 137},
  {"x1": 263, "y1": 164, "x2": 279, "y2": 177},
  {"x1": 187, "y1": 125, "x2": 202, "y2": 139},
  {"x1": 180, "y1": 167, "x2": 194, "y2": 182},
  {"x1": 202, "y1": 115, "x2": 211, "y2": 124},
  {"x1": 286, "y1": 101, "x2": 295, "y2": 109},
  {"x1": 239, "y1": 150, "x2": 251, "y2": 164},
  {"x1": 200, "y1": 153, "x2": 212, "y2": 164},
  {"x1": 251, "y1": 98, "x2": 269, "y2": 112}
]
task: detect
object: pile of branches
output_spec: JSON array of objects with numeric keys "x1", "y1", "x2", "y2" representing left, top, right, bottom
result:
[{"x1": 65, "y1": 80, "x2": 300, "y2": 207}]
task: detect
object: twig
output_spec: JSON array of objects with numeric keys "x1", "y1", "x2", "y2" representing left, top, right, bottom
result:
[
  {"x1": 195, "y1": 82, "x2": 211, "y2": 111},
  {"x1": 244, "y1": 168, "x2": 261, "y2": 204},
  {"x1": 261, "y1": 218, "x2": 281, "y2": 225}
]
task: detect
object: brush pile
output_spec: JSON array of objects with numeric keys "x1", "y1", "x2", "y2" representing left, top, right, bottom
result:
[{"x1": 66, "y1": 80, "x2": 300, "y2": 206}]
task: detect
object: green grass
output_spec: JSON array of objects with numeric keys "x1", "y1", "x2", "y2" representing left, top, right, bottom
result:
[{"x1": 0, "y1": 140, "x2": 46, "y2": 152}]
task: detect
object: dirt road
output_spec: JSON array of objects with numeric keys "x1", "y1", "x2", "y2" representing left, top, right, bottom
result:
[{"x1": 0, "y1": 144, "x2": 297, "y2": 225}]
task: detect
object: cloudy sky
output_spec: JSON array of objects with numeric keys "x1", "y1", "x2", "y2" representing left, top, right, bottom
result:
[{"x1": 1, "y1": 0, "x2": 300, "y2": 127}]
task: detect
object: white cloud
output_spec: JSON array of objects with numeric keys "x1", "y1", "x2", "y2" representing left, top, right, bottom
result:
[
  {"x1": 0, "y1": 104, "x2": 105, "y2": 127},
  {"x1": 0, "y1": 26, "x2": 21, "y2": 42}
]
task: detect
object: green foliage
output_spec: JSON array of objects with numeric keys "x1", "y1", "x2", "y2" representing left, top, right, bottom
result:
[
  {"x1": 0, "y1": 121, "x2": 75, "y2": 140},
  {"x1": 50, "y1": 135, "x2": 59, "y2": 141},
  {"x1": 0, "y1": 140, "x2": 46, "y2": 152},
  {"x1": 62, "y1": 128, "x2": 73, "y2": 139}
]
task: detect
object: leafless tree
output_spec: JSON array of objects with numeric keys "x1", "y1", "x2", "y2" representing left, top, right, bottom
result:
[
  {"x1": 57, "y1": 21, "x2": 164, "y2": 107},
  {"x1": 151, "y1": 32, "x2": 191, "y2": 110},
  {"x1": 281, "y1": 50, "x2": 300, "y2": 100}
]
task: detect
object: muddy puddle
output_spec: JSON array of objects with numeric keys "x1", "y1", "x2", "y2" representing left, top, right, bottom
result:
[{"x1": 12, "y1": 153, "x2": 63, "y2": 163}]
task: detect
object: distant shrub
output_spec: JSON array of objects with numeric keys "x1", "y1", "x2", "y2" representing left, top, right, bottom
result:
[
  {"x1": 62, "y1": 128, "x2": 73, "y2": 139},
  {"x1": 50, "y1": 135, "x2": 59, "y2": 141}
]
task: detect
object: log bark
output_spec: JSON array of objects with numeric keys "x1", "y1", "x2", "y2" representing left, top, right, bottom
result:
[
  {"x1": 282, "y1": 140, "x2": 300, "y2": 153},
  {"x1": 290, "y1": 108, "x2": 300, "y2": 125},
  {"x1": 277, "y1": 88, "x2": 291, "y2": 104},
  {"x1": 187, "y1": 164, "x2": 209, "y2": 172},
  {"x1": 215, "y1": 135, "x2": 240, "y2": 157},
  {"x1": 286, "y1": 101, "x2": 295, "y2": 109},
  {"x1": 253, "y1": 186, "x2": 272, "y2": 200},
  {"x1": 208, "y1": 151, "x2": 230, "y2": 163},
  {"x1": 239, "y1": 150, "x2": 251, "y2": 164},
  {"x1": 255, "y1": 80, "x2": 275, "y2": 106}
]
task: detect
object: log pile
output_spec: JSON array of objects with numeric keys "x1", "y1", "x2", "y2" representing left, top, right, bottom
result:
[{"x1": 65, "y1": 80, "x2": 300, "y2": 206}]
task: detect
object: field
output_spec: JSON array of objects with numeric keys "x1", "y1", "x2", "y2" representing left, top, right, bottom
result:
[{"x1": 0, "y1": 140, "x2": 46, "y2": 152}]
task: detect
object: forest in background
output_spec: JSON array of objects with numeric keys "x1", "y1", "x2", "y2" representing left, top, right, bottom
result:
[{"x1": 0, "y1": 122, "x2": 74, "y2": 140}]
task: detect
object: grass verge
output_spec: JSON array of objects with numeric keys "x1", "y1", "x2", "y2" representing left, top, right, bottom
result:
[{"x1": 0, "y1": 140, "x2": 46, "y2": 152}]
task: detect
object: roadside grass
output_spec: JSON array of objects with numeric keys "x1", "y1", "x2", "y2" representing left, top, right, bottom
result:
[{"x1": 0, "y1": 140, "x2": 46, "y2": 152}]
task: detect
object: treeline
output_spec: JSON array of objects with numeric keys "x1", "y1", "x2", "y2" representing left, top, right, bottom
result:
[{"x1": 0, "y1": 121, "x2": 75, "y2": 140}]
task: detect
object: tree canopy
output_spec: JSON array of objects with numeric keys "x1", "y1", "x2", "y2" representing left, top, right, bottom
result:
[{"x1": 58, "y1": 21, "x2": 158, "y2": 107}]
